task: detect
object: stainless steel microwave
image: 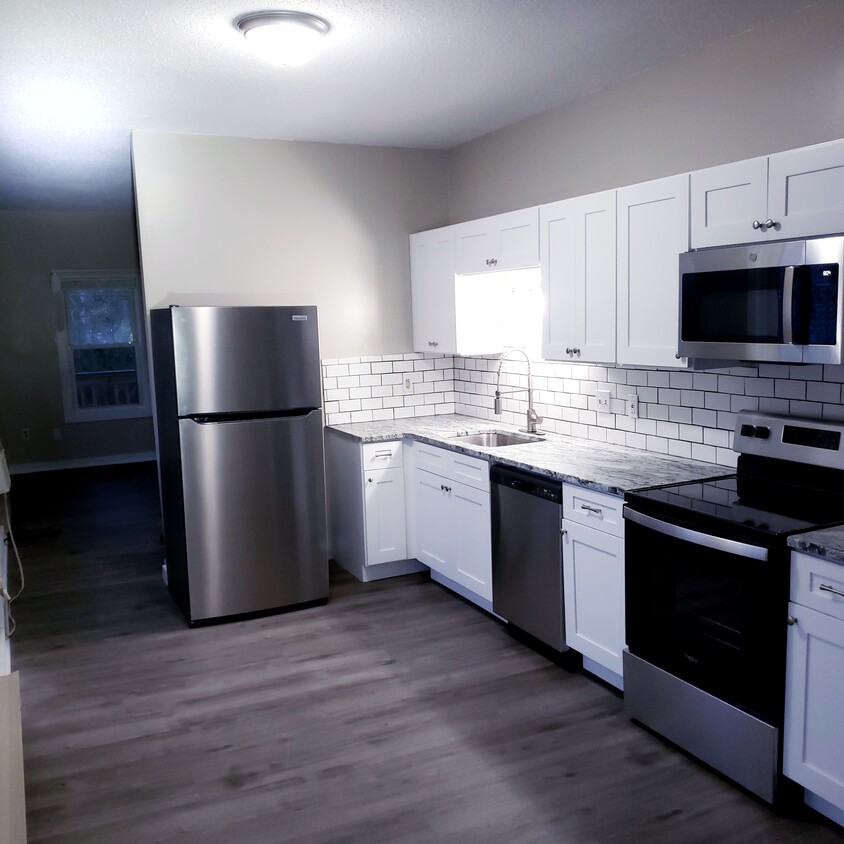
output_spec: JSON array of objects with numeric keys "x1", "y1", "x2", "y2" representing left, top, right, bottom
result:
[{"x1": 678, "y1": 235, "x2": 844, "y2": 364}]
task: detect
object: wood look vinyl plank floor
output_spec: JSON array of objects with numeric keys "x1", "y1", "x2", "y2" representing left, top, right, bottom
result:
[{"x1": 8, "y1": 463, "x2": 844, "y2": 843}]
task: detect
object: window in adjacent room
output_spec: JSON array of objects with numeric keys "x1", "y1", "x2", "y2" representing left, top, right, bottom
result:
[{"x1": 52, "y1": 270, "x2": 151, "y2": 423}]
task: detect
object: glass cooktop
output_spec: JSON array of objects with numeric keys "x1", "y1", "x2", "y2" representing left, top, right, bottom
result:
[{"x1": 626, "y1": 474, "x2": 844, "y2": 544}]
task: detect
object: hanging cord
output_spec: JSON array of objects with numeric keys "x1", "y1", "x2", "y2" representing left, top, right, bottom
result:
[{"x1": 2, "y1": 493, "x2": 24, "y2": 638}]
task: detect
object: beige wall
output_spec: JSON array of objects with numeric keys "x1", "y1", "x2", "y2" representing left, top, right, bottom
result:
[
  {"x1": 447, "y1": 0, "x2": 844, "y2": 221},
  {"x1": 132, "y1": 132, "x2": 450, "y2": 359},
  {"x1": 0, "y1": 209, "x2": 155, "y2": 469}
]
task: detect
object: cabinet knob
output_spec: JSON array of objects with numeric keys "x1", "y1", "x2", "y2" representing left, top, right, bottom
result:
[
  {"x1": 786, "y1": 616, "x2": 798, "y2": 626},
  {"x1": 566, "y1": 347, "x2": 573, "y2": 355},
  {"x1": 428, "y1": 340, "x2": 439, "y2": 347},
  {"x1": 764, "y1": 219, "x2": 778, "y2": 230},
  {"x1": 574, "y1": 348, "x2": 581, "y2": 357},
  {"x1": 368, "y1": 477, "x2": 373, "y2": 483}
]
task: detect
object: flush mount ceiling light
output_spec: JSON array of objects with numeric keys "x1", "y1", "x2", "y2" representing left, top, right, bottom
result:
[{"x1": 235, "y1": 10, "x2": 331, "y2": 67}]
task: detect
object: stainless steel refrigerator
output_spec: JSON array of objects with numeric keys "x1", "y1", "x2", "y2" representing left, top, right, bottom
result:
[{"x1": 150, "y1": 305, "x2": 328, "y2": 625}]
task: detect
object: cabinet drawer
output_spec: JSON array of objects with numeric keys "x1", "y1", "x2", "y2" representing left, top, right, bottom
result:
[
  {"x1": 362, "y1": 440, "x2": 403, "y2": 470},
  {"x1": 792, "y1": 551, "x2": 844, "y2": 622},
  {"x1": 414, "y1": 443, "x2": 489, "y2": 492},
  {"x1": 563, "y1": 484, "x2": 623, "y2": 538}
]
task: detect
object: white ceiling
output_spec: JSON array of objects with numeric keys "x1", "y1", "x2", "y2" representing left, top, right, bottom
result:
[{"x1": 0, "y1": 0, "x2": 815, "y2": 211}]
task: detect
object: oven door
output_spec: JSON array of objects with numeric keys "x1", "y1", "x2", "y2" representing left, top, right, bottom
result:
[{"x1": 624, "y1": 507, "x2": 788, "y2": 726}]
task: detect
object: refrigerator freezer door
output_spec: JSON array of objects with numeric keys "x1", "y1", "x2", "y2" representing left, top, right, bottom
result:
[
  {"x1": 171, "y1": 306, "x2": 321, "y2": 416},
  {"x1": 178, "y1": 408, "x2": 328, "y2": 621}
]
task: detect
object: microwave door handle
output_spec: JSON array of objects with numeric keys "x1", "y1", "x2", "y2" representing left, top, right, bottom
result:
[
  {"x1": 782, "y1": 265, "x2": 795, "y2": 344},
  {"x1": 624, "y1": 507, "x2": 770, "y2": 561}
]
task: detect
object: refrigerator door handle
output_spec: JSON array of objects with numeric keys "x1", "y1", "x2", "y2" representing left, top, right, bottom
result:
[{"x1": 185, "y1": 408, "x2": 321, "y2": 425}]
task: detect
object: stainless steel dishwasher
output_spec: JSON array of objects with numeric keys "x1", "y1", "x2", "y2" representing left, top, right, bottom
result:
[{"x1": 490, "y1": 464, "x2": 566, "y2": 651}]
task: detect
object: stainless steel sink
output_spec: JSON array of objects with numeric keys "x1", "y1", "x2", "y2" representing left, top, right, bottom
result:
[{"x1": 451, "y1": 431, "x2": 544, "y2": 448}]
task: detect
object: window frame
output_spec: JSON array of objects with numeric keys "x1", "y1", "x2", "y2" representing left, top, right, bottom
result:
[{"x1": 52, "y1": 269, "x2": 151, "y2": 423}]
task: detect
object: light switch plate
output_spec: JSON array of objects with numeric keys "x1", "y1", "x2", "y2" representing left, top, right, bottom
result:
[
  {"x1": 627, "y1": 395, "x2": 639, "y2": 419},
  {"x1": 596, "y1": 389, "x2": 611, "y2": 411}
]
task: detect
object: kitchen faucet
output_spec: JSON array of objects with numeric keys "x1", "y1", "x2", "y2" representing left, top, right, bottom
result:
[{"x1": 494, "y1": 348, "x2": 543, "y2": 434}]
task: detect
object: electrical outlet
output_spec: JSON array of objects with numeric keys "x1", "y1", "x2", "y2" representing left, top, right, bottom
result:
[
  {"x1": 627, "y1": 395, "x2": 639, "y2": 418},
  {"x1": 596, "y1": 389, "x2": 611, "y2": 411},
  {"x1": 21, "y1": 427, "x2": 31, "y2": 441},
  {"x1": 402, "y1": 377, "x2": 413, "y2": 395}
]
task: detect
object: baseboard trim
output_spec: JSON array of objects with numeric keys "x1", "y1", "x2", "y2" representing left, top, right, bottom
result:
[{"x1": 9, "y1": 451, "x2": 156, "y2": 476}]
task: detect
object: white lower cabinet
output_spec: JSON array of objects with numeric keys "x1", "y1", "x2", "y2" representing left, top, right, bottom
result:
[
  {"x1": 785, "y1": 552, "x2": 844, "y2": 824},
  {"x1": 562, "y1": 484, "x2": 625, "y2": 689},
  {"x1": 325, "y1": 431, "x2": 425, "y2": 582},
  {"x1": 410, "y1": 442, "x2": 492, "y2": 607},
  {"x1": 363, "y1": 467, "x2": 407, "y2": 565}
]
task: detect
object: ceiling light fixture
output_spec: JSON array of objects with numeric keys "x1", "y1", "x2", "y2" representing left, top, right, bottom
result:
[{"x1": 235, "y1": 10, "x2": 331, "y2": 67}]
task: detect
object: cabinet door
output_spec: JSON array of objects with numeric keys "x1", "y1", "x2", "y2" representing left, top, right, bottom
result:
[
  {"x1": 617, "y1": 173, "x2": 690, "y2": 369},
  {"x1": 541, "y1": 192, "x2": 616, "y2": 363},
  {"x1": 455, "y1": 208, "x2": 539, "y2": 274},
  {"x1": 455, "y1": 218, "x2": 496, "y2": 275},
  {"x1": 414, "y1": 470, "x2": 451, "y2": 576},
  {"x1": 410, "y1": 227, "x2": 457, "y2": 354},
  {"x1": 363, "y1": 467, "x2": 407, "y2": 566},
  {"x1": 496, "y1": 207, "x2": 540, "y2": 271},
  {"x1": 562, "y1": 520, "x2": 625, "y2": 677},
  {"x1": 690, "y1": 157, "x2": 769, "y2": 248},
  {"x1": 784, "y1": 602, "x2": 844, "y2": 809},
  {"x1": 449, "y1": 481, "x2": 492, "y2": 602},
  {"x1": 768, "y1": 139, "x2": 844, "y2": 241}
]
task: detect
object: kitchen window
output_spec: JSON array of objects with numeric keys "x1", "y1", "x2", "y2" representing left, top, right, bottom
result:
[{"x1": 52, "y1": 270, "x2": 151, "y2": 423}]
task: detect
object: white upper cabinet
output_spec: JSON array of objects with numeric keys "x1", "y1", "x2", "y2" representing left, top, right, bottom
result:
[
  {"x1": 617, "y1": 173, "x2": 690, "y2": 369},
  {"x1": 691, "y1": 138, "x2": 844, "y2": 247},
  {"x1": 541, "y1": 190, "x2": 616, "y2": 363},
  {"x1": 769, "y1": 140, "x2": 844, "y2": 240},
  {"x1": 690, "y1": 156, "x2": 769, "y2": 248},
  {"x1": 410, "y1": 225, "x2": 458, "y2": 354},
  {"x1": 410, "y1": 225, "x2": 508, "y2": 356},
  {"x1": 455, "y1": 207, "x2": 539, "y2": 274}
]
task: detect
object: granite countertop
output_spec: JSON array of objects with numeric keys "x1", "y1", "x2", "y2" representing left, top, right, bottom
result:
[
  {"x1": 327, "y1": 414, "x2": 729, "y2": 496},
  {"x1": 788, "y1": 527, "x2": 844, "y2": 565}
]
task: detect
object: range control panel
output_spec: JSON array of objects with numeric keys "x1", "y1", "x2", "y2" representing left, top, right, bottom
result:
[{"x1": 734, "y1": 411, "x2": 844, "y2": 469}]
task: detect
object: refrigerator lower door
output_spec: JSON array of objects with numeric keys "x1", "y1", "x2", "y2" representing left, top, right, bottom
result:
[{"x1": 178, "y1": 408, "x2": 328, "y2": 622}]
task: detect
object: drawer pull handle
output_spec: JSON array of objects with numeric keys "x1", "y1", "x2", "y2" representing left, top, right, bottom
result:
[
  {"x1": 373, "y1": 451, "x2": 393, "y2": 457},
  {"x1": 819, "y1": 583, "x2": 844, "y2": 598},
  {"x1": 787, "y1": 616, "x2": 798, "y2": 626},
  {"x1": 580, "y1": 504, "x2": 603, "y2": 515}
]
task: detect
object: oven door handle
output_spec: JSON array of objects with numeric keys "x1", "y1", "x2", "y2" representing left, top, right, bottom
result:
[{"x1": 623, "y1": 507, "x2": 770, "y2": 561}]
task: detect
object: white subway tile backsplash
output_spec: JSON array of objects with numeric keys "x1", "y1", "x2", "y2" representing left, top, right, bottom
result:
[
  {"x1": 324, "y1": 353, "x2": 844, "y2": 467},
  {"x1": 669, "y1": 405, "x2": 693, "y2": 424},
  {"x1": 680, "y1": 390, "x2": 705, "y2": 408},
  {"x1": 808, "y1": 381, "x2": 841, "y2": 403},
  {"x1": 775, "y1": 379, "x2": 806, "y2": 400},
  {"x1": 704, "y1": 392, "x2": 731, "y2": 411},
  {"x1": 718, "y1": 375, "x2": 745, "y2": 394}
]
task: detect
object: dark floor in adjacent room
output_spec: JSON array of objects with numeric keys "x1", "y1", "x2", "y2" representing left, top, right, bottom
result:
[{"x1": 8, "y1": 463, "x2": 844, "y2": 843}]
